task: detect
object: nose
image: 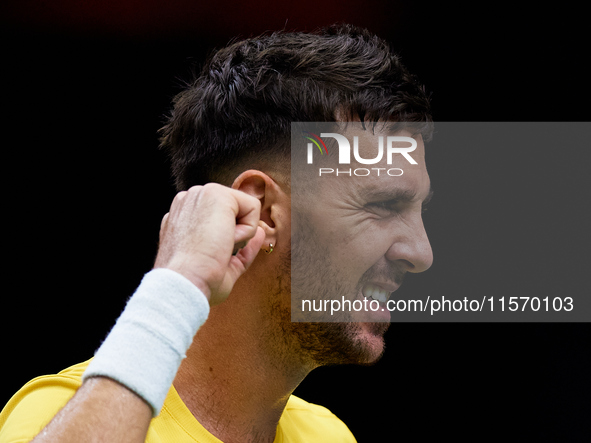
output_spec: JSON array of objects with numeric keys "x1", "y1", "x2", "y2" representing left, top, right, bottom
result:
[{"x1": 384, "y1": 217, "x2": 433, "y2": 273}]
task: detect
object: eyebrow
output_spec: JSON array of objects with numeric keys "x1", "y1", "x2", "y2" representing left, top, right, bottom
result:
[{"x1": 364, "y1": 184, "x2": 433, "y2": 205}]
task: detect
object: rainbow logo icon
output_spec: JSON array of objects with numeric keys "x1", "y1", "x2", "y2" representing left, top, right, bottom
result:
[{"x1": 302, "y1": 131, "x2": 328, "y2": 155}]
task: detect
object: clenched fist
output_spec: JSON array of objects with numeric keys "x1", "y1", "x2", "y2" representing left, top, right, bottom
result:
[{"x1": 154, "y1": 184, "x2": 266, "y2": 305}]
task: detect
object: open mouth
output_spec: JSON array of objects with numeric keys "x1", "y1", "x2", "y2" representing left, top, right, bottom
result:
[{"x1": 361, "y1": 284, "x2": 391, "y2": 304}]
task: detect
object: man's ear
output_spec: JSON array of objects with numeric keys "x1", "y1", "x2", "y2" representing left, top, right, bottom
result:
[{"x1": 231, "y1": 170, "x2": 281, "y2": 249}]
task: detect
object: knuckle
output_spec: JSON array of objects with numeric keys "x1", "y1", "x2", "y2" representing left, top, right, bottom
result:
[
  {"x1": 186, "y1": 185, "x2": 203, "y2": 197},
  {"x1": 201, "y1": 182, "x2": 223, "y2": 195},
  {"x1": 160, "y1": 212, "x2": 170, "y2": 227},
  {"x1": 174, "y1": 190, "x2": 188, "y2": 202}
]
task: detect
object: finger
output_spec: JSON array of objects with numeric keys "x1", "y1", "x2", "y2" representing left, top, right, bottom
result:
[
  {"x1": 160, "y1": 212, "x2": 170, "y2": 232},
  {"x1": 172, "y1": 190, "x2": 189, "y2": 204},
  {"x1": 232, "y1": 240, "x2": 247, "y2": 256},
  {"x1": 233, "y1": 226, "x2": 266, "y2": 270},
  {"x1": 233, "y1": 223, "x2": 259, "y2": 245},
  {"x1": 230, "y1": 189, "x2": 262, "y2": 232},
  {"x1": 169, "y1": 190, "x2": 189, "y2": 217}
]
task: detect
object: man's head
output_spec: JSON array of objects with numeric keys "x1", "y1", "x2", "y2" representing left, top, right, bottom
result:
[
  {"x1": 288, "y1": 123, "x2": 433, "y2": 366},
  {"x1": 159, "y1": 24, "x2": 431, "y2": 190},
  {"x1": 159, "y1": 24, "x2": 433, "y2": 369}
]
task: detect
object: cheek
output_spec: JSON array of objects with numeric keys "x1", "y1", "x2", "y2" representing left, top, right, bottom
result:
[
  {"x1": 323, "y1": 222, "x2": 391, "y2": 285},
  {"x1": 293, "y1": 197, "x2": 393, "y2": 287}
]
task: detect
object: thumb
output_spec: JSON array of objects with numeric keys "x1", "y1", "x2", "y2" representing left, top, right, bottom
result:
[{"x1": 235, "y1": 226, "x2": 266, "y2": 269}]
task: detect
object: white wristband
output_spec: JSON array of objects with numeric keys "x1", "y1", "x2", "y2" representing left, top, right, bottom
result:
[{"x1": 83, "y1": 268, "x2": 210, "y2": 416}]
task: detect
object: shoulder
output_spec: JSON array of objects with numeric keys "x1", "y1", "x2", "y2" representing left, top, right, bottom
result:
[
  {"x1": 0, "y1": 360, "x2": 89, "y2": 442},
  {"x1": 279, "y1": 395, "x2": 357, "y2": 442}
]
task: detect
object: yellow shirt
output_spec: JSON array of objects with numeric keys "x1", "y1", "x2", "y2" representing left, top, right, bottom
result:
[{"x1": 0, "y1": 360, "x2": 356, "y2": 443}]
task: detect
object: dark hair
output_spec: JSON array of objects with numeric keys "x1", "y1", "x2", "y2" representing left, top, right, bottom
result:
[{"x1": 159, "y1": 24, "x2": 432, "y2": 190}]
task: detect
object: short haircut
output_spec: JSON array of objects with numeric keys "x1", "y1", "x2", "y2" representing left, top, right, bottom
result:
[{"x1": 159, "y1": 23, "x2": 432, "y2": 191}]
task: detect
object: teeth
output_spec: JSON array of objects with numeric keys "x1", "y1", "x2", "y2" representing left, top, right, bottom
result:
[{"x1": 362, "y1": 284, "x2": 390, "y2": 303}]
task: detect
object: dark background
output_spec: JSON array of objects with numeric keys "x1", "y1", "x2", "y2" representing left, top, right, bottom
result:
[{"x1": 2, "y1": 0, "x2": 590, "y2": 441}]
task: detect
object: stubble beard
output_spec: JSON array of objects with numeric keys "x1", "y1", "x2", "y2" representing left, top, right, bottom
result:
[{"x1": 263, "y1": 218, "x2": 390, "y2": 370}]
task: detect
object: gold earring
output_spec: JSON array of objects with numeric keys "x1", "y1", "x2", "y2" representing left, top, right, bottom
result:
[{"x1": 265, "y1": 243, "x2": 274, "y2": 254}]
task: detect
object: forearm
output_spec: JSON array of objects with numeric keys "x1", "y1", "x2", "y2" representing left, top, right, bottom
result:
[
  {"x1": 23, "y1": 185, "x2": 264, "y2": 442},
  {"x1": 28, "y1": 268, "x2": 208, "y2": 443},
  {"x1": 32, "y1": 377, "x2": 151, "y2": 443}
]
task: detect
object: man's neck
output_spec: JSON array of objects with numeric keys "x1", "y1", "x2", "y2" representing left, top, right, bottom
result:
[{"x1": 173, "y1": 300, "x2": 313, "y2": 443}]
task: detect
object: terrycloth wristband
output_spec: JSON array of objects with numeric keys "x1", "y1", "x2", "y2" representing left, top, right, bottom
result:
[{"x1": 83, "y1": 268, "x2": 210, "y2": 416}]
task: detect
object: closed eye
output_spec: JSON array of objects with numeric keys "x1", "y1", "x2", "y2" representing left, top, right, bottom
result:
[
  {"x1": 365, "y1": 199, "x2": 402, "y2": 216},
  {"x1": 362, "y1": 186, "x2": 432, "y2": 217}
]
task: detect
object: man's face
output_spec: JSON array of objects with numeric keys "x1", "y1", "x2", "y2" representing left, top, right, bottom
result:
[{"x1": 285, "y1": 123, "x2": 433, "y2": 366}]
